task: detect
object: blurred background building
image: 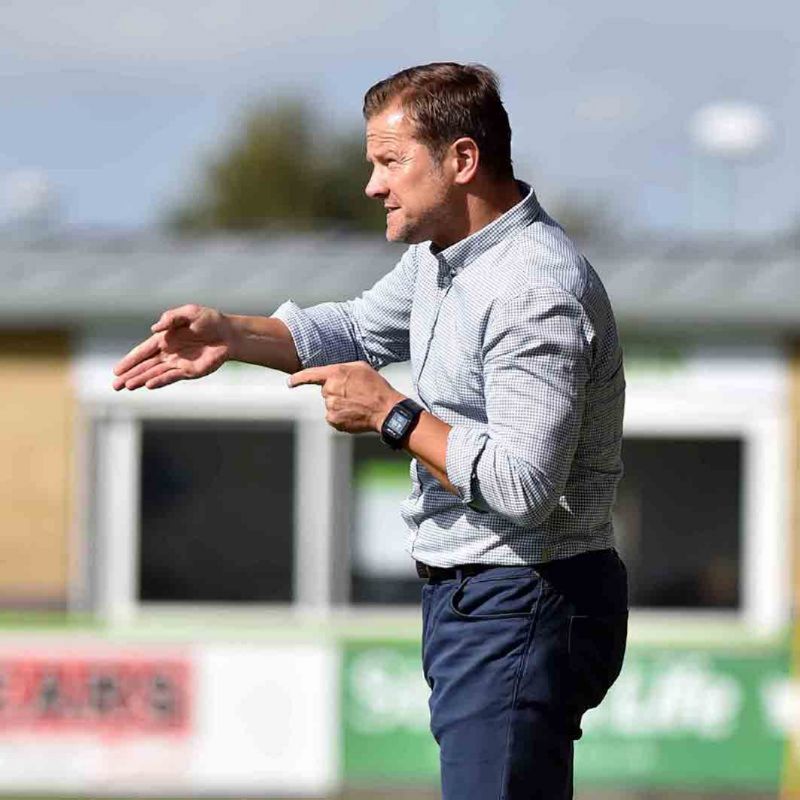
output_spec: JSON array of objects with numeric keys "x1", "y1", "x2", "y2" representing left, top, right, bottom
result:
[{"x1": 1, "y1": 1, "x2": 799, "y2": 798}]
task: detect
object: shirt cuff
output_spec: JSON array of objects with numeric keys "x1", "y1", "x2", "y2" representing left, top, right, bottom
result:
[
  {"x1": 446, "y1": 425, "x2": 489, "y2": 506},
  {"x1": 270, "y1": 299, "x2": 328, "y2": 368}
]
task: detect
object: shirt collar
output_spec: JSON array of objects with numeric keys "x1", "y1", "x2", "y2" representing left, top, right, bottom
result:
[{"x1": 428, "y1": 180, "x2": 540, "y2": 276}]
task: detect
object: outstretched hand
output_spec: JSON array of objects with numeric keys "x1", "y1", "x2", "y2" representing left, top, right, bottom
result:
[
  {"x1": 288, "y1": 361, "x2": 405, "y2": 434},
  {"x1": 112, "y1": 304, "x2": 232, "y2": 391}
]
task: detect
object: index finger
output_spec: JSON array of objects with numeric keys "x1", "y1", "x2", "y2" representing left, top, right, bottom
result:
[
  {"x1": 113, "y1": 332, "x2": 162, "y2": 376},
  {"x1": 287, "y1": 366, "x2": 334, "y2": 388},
  {"x1": 150, "y1": 304, "x2": 201, "y2": 333}
]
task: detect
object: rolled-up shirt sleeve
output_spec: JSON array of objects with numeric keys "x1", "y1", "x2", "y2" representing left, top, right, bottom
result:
[
  {"x1": 445, "y1": 286, "x2": 594, "y2": 528},
  {"x1": 270, "y1": 247, "x2": 417, "y2": 370}
]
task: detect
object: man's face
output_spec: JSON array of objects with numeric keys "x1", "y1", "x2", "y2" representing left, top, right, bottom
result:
[{"x1": 365, "y1": 102, "x2": 455, "y2": 245}]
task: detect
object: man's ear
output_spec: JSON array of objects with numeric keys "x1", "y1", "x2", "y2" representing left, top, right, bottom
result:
[{"x1": 451, "y1": 137, "x2": 480, "y2": 185}]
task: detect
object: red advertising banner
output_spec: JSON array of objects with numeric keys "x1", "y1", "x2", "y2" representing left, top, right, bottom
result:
[{"x1": 0, "y1": 654, "x2": 191, "y2": 736}]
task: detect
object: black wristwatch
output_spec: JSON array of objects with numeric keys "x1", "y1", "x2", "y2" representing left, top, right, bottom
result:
[{"x1": 380, "y1": 398, "x2": 424, "y2": 450}]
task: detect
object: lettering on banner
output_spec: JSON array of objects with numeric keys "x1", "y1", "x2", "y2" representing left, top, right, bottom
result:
[
  {"x1": 348, "y1": 650, "x2": 430, "y2": 734},
  {"x1": 0, "y1": 655, "x2": 192, "y2": 736},
  {"x1": 582, "y1": 656, "x2": 742, "y2": 739}
]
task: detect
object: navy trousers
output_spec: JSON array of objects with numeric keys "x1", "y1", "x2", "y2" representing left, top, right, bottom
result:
[{"x1": 420, "y1": 547, "x2": 628, "y2": 800}]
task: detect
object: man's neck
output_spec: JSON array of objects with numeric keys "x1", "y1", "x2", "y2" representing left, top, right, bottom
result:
[
  {"x1": 433, "y1": 178, "x2": 524, "y2": 250},
  {"x1": 468, "y1": 178, "x2": 525, "y2": 231}
]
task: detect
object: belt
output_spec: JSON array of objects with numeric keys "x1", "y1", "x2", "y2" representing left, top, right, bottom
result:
[{"x1": 415, "y1": 560, "x2": 496, "y2": 581}]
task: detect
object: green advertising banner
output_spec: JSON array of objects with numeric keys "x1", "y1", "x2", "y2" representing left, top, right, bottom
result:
[
  {"x1": 342, "y1": 641, "x2": 794, "y2": 790},
  {"x1": 343, "y1": 643, "x2": 438, "y2": 781}
]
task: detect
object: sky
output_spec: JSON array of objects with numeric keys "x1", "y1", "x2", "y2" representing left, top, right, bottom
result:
[{"x1": 0, "y1": 0, "x2": 798, "y2": 235}]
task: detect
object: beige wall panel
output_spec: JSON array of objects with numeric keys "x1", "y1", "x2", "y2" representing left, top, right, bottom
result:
[{"x1": 0, "y1": 331, "x2": 73, "y2": 606}]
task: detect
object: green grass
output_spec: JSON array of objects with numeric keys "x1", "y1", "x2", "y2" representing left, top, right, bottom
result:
[
  {"x1": 0, "y1": 608, "x2": 789, "y2": 654},
  {"x1": 0, "y1": 611, "x2": 97, "y2": 631}
]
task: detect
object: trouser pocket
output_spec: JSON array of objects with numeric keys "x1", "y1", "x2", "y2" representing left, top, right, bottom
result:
[
  {"x1": 448, "y1": 569, "x2": 543, "y2": 620},
  {"x1": 567, "y1": 610, "x2": 628, "y2": 713}
]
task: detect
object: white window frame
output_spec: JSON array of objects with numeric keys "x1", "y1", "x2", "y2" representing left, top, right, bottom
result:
[
  {"x1": 77, "y1": 382, "x2": 346, "y2": 625},
  {"x1": 72, "y1": 344, "x2": 791, "y2": 640},
  {"x1": 622, "y1": 374, "x2": 791, "y2": 638}
]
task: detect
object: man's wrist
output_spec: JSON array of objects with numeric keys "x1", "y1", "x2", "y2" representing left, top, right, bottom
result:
[{"x1": 221, "y1": 312, "x2": 241, "y2": 363}]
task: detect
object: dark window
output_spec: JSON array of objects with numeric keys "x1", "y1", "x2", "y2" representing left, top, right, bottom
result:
[
  {"x1": 349, "y1": 435, "x2": 420, "y2": 605},
  {"x1": 348, "y1": 434, "x2": 742, "y2": 610},
  {"x1": 138, "y1": 421, "x2": 294, "y2": 602},
  {"x1": 614, "y1": 437, "x2": 742, "y2": 609}
]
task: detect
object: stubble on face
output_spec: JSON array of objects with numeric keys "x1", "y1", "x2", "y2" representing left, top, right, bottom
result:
[{"x1": 365, "y1": 104, "x2": 455, "y2": 246}]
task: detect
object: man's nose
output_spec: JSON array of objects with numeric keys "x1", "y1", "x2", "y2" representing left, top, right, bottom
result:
[{"x1": 364, "y1": 168, "x2": 387, "y2": 200}]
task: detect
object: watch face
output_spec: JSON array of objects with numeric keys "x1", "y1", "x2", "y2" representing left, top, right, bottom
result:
[{"x1": 386, "y1": 409, "x2": 410, "y2": 436}]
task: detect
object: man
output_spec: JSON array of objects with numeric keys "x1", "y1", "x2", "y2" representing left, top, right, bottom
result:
[{"x1": 113, "y1": 62, "x2": 628, "y2": 799}]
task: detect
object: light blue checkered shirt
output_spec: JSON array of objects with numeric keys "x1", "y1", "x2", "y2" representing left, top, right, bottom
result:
[{"x1": 271, "y1": 181, "x2": 625, "y2": 567}]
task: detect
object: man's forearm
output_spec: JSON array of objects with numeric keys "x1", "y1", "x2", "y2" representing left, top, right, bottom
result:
[
  {"x1": 401, "y1": 412, "x2": 458, "y2": 496},
  {"x1": 225, "y1": 314, "x2": 302, "y2": 374}
]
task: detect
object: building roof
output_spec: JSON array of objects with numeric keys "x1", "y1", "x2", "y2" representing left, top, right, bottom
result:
[{"x1": 1, "y1": 232, "x2": 798, "y2": 332}]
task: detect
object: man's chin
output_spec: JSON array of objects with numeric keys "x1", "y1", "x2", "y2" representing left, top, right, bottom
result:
[{"x1": 385, "y1": 222, "x2": 424, "y2": 245}]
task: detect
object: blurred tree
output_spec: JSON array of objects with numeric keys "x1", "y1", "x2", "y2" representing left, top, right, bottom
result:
[
  {"x1": 167, "y1": 95, "x2": 619, "y2": 240},
  {"x1": 166, "y1": 98, "x2": 385, "y2": 234},
  {"x1": 548, "y1": 196, "x2": 617, "y2": 242}
]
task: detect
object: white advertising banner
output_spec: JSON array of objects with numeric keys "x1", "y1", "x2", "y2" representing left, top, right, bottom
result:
[{"x1": 0, "y1": 638, "x2": 338, "y2": 796}]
